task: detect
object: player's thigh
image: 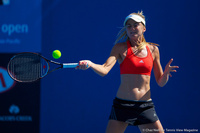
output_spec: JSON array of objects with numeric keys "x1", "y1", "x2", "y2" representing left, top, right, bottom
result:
[
  {"x1": 106, "y1": 120, "x2": 128, "y2": 133},
  {"x1": 138, "y1": 120, "x2": 164, "y2": 133}
]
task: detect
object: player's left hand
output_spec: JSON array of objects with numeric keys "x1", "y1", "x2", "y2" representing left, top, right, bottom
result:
[{"x1": 164, "y1": 58, "x2": 179, "y2": 77}]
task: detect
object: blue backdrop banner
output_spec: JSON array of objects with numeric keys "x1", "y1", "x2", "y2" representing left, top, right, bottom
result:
[
  {"x1": 0, "y1": 53, "x2": 40, "y2": 133},
  {"x1": 0, "y1": 0, "x2": 41, "y2": 53},
  {"x1": 0, "y1": 1, "x2": 41, "y2": 132}
]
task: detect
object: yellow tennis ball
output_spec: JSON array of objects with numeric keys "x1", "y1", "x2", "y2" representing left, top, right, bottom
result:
[{"x1": 52, "y1": 50, "x2": 61, "y2": 59}]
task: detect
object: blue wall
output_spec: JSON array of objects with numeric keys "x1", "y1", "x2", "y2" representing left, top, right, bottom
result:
[{"x1": 40, "y1": 0, "x2": 200, "y2": 132}]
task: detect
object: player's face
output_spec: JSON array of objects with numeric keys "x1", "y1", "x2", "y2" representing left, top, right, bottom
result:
[{"x1": 125, "y1": 19, "x2": 146, "y2": 40}]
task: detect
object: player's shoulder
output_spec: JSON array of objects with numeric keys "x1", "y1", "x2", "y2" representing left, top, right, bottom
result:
[
  {"x1": 147, "y1": 42, "x2": 159, "y2": 53},
  {"x1": 114, "y1": 42, "x2": 127, "y2": 49},
  {"x1": 110, "y1": 42, "x2": 127, "y2": 54}
]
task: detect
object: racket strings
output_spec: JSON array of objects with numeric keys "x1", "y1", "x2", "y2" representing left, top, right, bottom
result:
[{"x1": 8, "y1": 53, "x2": 48, "y2": 82}]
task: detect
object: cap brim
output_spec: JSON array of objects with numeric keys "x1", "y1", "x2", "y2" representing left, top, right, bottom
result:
[{"x1": 123, "y1": 15, "x2": 145, "y2": 26}]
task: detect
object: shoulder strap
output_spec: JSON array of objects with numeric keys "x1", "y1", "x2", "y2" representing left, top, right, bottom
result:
[
  {"x1": 127, "y1": 40, "x2": 132, "y2": 56},
  {"x1": 146, "y1": 45, "x2": 153, "y2": 57}
]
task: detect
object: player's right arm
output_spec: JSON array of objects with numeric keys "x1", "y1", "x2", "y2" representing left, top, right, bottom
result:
[{"x1": 77, "y1": 44, "x2": 121, "y2": 77}]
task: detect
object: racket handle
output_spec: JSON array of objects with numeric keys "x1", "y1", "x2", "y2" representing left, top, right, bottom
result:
[{"x1": 63, "y1": 63, "x2": 78, "y2": 68}]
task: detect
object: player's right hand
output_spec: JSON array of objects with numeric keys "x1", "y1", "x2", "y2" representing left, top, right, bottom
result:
[{"x1": 76, "y1": 60, "x2": 91, "y2": 70}]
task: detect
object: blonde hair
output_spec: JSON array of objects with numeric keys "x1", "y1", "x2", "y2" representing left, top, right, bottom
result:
[{"x1": 115, "y1": 11, "x2": 158, "y2": 51}]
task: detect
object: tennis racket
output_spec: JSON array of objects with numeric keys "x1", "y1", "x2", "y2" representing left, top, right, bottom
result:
[{"x1": 7, "y1": 52, "x2": 79, "y2": 82}]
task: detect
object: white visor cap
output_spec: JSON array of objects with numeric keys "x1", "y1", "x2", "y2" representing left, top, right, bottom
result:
[{"x1": 123, "y1": 15, "x2": 146, "y2": 26}]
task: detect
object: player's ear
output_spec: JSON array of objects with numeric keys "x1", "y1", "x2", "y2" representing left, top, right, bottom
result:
[{"x1": 143, "y1": 26, "x2": 146, "y2": 33}]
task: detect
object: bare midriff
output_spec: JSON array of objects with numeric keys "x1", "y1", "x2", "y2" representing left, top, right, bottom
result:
[{"x1": 116, "y1": 74, "x2": 151, "y2": 101}]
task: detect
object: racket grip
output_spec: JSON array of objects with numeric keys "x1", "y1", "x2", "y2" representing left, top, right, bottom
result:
[{"x1": 63, "y1": 63, "x2": 78, "y2": 68}]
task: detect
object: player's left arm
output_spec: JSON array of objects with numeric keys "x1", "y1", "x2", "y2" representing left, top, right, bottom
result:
[{"x1": 153, "y1": 46, "x2": 179, "y2": 87}]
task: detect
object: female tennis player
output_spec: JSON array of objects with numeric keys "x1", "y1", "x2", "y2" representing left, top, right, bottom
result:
[{"x1": 76, "y1": 11, "x2": 179, "y2": 133}]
